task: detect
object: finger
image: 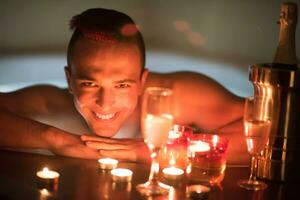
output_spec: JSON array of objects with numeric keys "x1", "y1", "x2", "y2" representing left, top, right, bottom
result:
[
  {"x1": 81, "y1": 134, "x2": 142, "y2": 144},
  {"x1": 80, "y1": 135, "x2": 122, "y2": 143},
  {"x1": 85, "y1": 141, "x2": 130, "y2": 150},
  {"x1": 81, "y1": 135, "x2": 117, "y2": 143},
  {"x1": 99, "y1": 149, "x2": 137, "y2": 162}
]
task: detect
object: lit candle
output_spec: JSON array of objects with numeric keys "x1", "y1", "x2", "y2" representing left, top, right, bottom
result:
[
  {"x1": 189, "y1": 141, "x2": 210, "y2": 152},
  {"x1": 168, "y1": 130, "x2": 180, "y2": 139},
  {"x1": 36, "y1": 167, "x2": 59, "y2": 191},
  {"x1": 111, "y1": 168, "x2": 133, "y2": 182},
  {"x1": 36, "y1": 167, "x2": 60, "y2": 179},
  {"x1": 162, "y1": 167, "x2": 184, "y2": 180},
  {"x1": 98, "y1": 158, "x2": 118, "y2": 170}
]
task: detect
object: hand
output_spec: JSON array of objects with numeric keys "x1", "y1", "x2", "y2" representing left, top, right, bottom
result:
[
  {"x1": 81, "y1": 134, "x2": 150, "y2": 163},
  {"x1": 47, "y1": 128, "x2": 101, "y2": 160}
]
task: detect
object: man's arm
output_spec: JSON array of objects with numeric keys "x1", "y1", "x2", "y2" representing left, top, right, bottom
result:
[{"x1": 0, "y1": 85, "x2": 100, "y2": 159}]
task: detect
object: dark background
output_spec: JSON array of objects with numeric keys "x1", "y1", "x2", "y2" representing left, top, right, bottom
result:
[{"x1": 0, "y1": 0, "x2": 299, "y2": 96}]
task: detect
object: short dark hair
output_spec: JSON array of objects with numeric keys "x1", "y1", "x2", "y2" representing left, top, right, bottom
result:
[{"x1": 67, "y1": 8, "x2": 145, "y2": 70}]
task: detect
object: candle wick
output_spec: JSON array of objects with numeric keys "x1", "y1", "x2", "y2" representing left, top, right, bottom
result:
[{"x1": 43, "y1": 167, "x2": 49, "y2": 173}]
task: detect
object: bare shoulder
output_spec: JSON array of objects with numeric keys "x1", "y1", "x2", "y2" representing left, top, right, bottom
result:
[
  {"x1": 147, "y1": 71, "x2": 242, "y2": 101},
  {"x1": 146, "y1": 71, "x2": 244, "y2": 129},
  {"x1": 0, "y1": 85, "x2": 72, "y2": 116}
]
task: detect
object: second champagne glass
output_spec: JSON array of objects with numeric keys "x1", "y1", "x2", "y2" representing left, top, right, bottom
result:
[
  {"x1": 238, "y1": 96, "x2": 272, "y2": 190},
  {"x1": 136, "y1": 87, "x2": 174, "y2": 196}
]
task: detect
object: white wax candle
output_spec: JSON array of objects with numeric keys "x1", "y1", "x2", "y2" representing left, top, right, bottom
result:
[
  {"x1": 98, "y1": 158, "x2": 118, "y2": 170},
  {"x1": 189, "y1": 141, "x2": 210, "y2": 152},
  {"x1": 168, "y1": 130, "x2": 180, "y2": 139},
  {"x1": 111, "y1": 168, "x2": 133, "y2": 182},
  {"x1": 36, "y1": 167, "x2": 59, "y2": 179},
  {"x1": 163, "y1": 167, "x2": 184, "y2": 180}
]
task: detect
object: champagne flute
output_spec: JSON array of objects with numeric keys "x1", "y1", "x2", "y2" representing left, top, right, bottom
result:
[
  {"x1": 136, "y1": 87, "x2": 173, "y2": 196},
  {"x1": 238, "y1": 96, "x2": 272, "y2": 190}
]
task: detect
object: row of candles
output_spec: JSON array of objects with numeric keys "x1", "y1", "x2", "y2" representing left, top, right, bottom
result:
[
  {"x1": 36, "y1": 158, "x2": 132, "y2": 183},
  {"x1": 36, "y1": 162, "x2": 207, "y2": 200},
  {"x1": 36, "y1": 125, "x2": 228, "y2": 198},
  {"x1": 36, "y1": 156, "x2": 185, "y2": 185}
]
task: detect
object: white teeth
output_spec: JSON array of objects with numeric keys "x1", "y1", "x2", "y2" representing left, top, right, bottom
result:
[{"x1": 95, "y1": 112, "x2": 116, "y2": 120}]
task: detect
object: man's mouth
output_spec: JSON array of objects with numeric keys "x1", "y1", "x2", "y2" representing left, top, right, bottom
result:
[{"x1": 94, "y1": 112, "x2": 116, "y2": 120}]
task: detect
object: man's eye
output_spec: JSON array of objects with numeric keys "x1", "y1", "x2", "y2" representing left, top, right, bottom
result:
[
  {"x1": 80, "y1": 82, "x2": 97, "y2": 87},
  {"x1": 116, "y1": 83, "x2": 130, "y2": 89}
]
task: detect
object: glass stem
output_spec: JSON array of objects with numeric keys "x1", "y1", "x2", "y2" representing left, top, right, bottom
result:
[
  {"x1": 249, "y1": 155, "x2": 258, "y2": 182},
  {"x1": 148, "y1": 148, "x2": 160, "y2": 184}
]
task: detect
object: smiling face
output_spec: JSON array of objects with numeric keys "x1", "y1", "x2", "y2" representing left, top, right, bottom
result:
[{"x1": 66, "y1": 37, "x2": 148, "y2": 137}]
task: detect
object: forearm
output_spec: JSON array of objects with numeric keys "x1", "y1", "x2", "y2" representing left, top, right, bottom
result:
[
  {"x1": 0, "y1": 109, "x2": 100, "y2": 159},
  {"x1": 0, "y1": 109, "x2": 54, "y2": 149}
]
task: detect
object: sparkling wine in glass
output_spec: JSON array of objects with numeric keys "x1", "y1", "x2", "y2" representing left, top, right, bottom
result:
[
  {"x1": 238, "y1": 96, "x2": 272, "y2": 190},
  {"x1": 244, "y1": 119, "x2": 271, "y2": 155},
  {"x1": 136, "y1": 87, "x2": 173, "y2": 196}
]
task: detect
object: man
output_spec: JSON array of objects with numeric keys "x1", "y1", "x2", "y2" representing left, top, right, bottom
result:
[{"x1": 0, "y1": 8, "x2": 248, "y2": 164}]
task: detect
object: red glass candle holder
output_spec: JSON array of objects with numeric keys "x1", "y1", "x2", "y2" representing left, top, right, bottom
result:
[
  {"x1": 186, "y1": 134, "x2": 229, "y2": 185},
  {"x1": 159, "y1": 125, "x2": 193, "y2": 174}
]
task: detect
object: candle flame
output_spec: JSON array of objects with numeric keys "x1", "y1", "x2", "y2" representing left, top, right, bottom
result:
[
  {"x1": 169, "y1": 152, "x2": 176, "y2": 166},
  {"x1": 212, "y1": 135, "x2": 219, "y2": 148},
  {"x1": 43, "y1": 167, "x2": 49, "y2": 173}
]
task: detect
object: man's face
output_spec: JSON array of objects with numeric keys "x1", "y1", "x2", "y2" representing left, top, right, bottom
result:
[{"x1": 66, "y1": 37, "x2": 147, "y2": 137}]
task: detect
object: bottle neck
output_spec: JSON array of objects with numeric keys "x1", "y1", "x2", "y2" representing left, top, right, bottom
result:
[
  {"x1": 273, "y1": 3, "x2": 298, "y2": 65},
  {"x1": 274, "y1": 22, "x2": 297, "y2": 65}
]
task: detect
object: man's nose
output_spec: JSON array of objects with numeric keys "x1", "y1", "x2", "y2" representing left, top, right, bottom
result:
[{"x1": 95, "y1": 88, "x2": 115, "y2": 109}]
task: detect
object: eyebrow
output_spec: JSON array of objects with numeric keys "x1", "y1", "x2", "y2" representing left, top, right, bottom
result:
[
  {"x1": 113, "y1": 79, "x2": 137, "y2": 84},
  {"x1": 76, "y1": 76, "x2": 96, "y2": 81},
  {"x1": 75, "y1": 77, "x2": 137, "y2": 84}
]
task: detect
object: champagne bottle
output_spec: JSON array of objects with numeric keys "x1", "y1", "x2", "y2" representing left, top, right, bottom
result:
[{"x1": 273, "y1": 2, "x2": 299, "y2": 70}]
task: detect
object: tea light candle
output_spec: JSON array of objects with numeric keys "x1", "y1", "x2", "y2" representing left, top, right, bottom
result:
[
  {"x1": 98, "y1": 158, "x2": 118, "y2": 170},
  {"x1": 162, "y1": 167, "x2": 184, "y2": 180},
  {"x1": 36, "y1": 167, "x2": 59, "y2": 180},
  {"x1": 189, "y1": 141, "x2": 210, "y2": 152},
  {"x1": 36, "y1": 167, "x2": 59, "y2": 190},
  {"x1": 111, "y1": 168, "x2": 133, "y2": 182},
  {"x1": 168, "y1": 130, "x2": 180, "y2": 139}
]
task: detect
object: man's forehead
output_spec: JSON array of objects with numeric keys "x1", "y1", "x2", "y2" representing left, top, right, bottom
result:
[
  {"x1": 73, "y1": 65, "x2": 139, "y2": 79},
  {"x1": 73, "y1": 38, "x2": 140, "y2": 61},
  {"x1": 70, "y1": 38, "x2": 142, "y2": 77}
]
